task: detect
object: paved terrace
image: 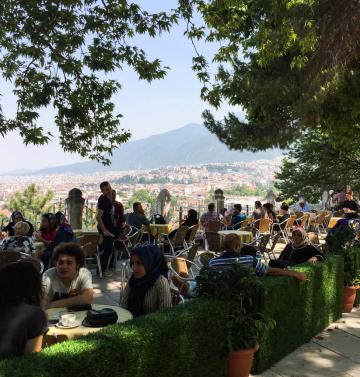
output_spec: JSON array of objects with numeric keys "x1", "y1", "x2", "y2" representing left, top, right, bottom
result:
[{"x1": 91, "y1": 239, "x2": 360, "y2": 377}]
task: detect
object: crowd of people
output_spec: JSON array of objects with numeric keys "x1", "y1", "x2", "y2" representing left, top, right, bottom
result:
[{"x1": 0, "y1": 182, "x2": 359, "y2": 360}]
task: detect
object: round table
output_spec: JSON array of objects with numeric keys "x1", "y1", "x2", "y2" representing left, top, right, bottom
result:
[
  {"x1": 218, "y1": 230, "x2": 254, "y2": 244},
  {"x1": 143, "y1": 224, "x2": 172, "y2": 243},
  {"x1": 46, "y1": 304, "x2": 133, "y2": 342}
]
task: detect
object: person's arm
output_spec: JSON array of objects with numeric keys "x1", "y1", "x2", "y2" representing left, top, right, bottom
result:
[
  {"x1": 96, "y1": 207, "x2": 113, "y2": 237},
  {"x1": 48, "y1": 288, "x2": 94, "y2": 308},
  {"x1": 24, "y1": 336, "x2": 44, "y2": 355},
  {"x1": 141, "y1": 214, "x2": 150, "y2": 226},
  {"x1": 267, "y1": 267, "x2": 307, "y2": 281},
  {"x1": 156, "y1": 276, "x2": 172, "y2": 309}
]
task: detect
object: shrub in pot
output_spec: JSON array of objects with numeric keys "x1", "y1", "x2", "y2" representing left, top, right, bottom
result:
[
  {"x1": 196, "y1": 264, "x2": 275, "y2": 377},
  {"x1": 326, "y1": 224, "x2": 360, "y2": 311}
]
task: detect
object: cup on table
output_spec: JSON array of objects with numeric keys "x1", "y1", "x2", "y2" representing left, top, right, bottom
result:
[{"x1": 60, "y1": 313, "x2": 76, "y2": 327}]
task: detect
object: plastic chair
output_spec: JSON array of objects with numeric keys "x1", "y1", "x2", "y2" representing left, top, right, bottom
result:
[{"x1": 185, "y1": 224, "x2": 199, "y2": 246}]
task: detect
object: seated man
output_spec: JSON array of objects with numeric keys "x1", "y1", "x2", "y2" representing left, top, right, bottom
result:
[
  {"x1": 42, "y1": 243, "x2": 94, "y2": 309},
  {"x1": 1, "y1": 210, "x2": 34, "y2": 237},
  {"x1": 231, "y1": 204, "x2": 246, "y2": 229},
  {"x1": 0, "y1": 221, "x2": 34, "y2": 255},
  {"x1": 126, "y1": 202, "x2": 150, "y2": 230},
  {"x1": 200, "y1": 203, "x2": 222, "y2": 231},
  {"x1": 173, "y1": 234, "x2": 306, "y2": 298}
]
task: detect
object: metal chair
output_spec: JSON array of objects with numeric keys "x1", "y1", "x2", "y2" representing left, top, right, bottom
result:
[
  {"x1": 161, "y1": 226, "x2": 189, "y2": 255},
  {"x1": 253, "y1": 218, "x2": 273, "y2": 236},
  {"x1": 186, "y1": 224, "x2": 199, "y2": 246},
  {"x1": 205, "y1": 231, "x2": 222, "y2": 253},
  {"x1": 276, "y1": 215, "x2": 297, "y2": 243},
  {"x1": 81, "y1": 234, "x2": 102, "y2": 277}
]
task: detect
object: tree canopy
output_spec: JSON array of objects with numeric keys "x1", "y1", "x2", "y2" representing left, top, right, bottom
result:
[
  {"x1": 0, "y1": 1, "x2": 178, "y2": 163},
  {"x1": 183, "y1": 0, "x2": 360, "y2": 151},
  {"x1": 274, "y1": 128, "x2": 360, "y2": 203}
]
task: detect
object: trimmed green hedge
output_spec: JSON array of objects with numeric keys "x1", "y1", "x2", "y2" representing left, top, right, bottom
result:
[
  {"x1": 254, "y1": 256, "x2": 343, "y2": 373},
  {"x1": 0, "y1": 257, "x2": 345, "y2": 376},
  {"x1": 0, "y1": 299, "x2": 227, "y2": 377}
]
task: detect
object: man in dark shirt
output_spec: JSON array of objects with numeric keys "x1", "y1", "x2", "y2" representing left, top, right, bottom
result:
[
  {"x1": 96, "y1": 181, "x2": 115, "y2": 276},
  {"x1": 126, "y1": 202, "x2": 150, "y2": 230}
]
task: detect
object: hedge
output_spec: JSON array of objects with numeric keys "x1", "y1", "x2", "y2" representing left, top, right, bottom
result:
[
  {"x1": 0, "y1": 257, "x2": 345, "y2": 377},
  {"x1": 0, "y1": 299, "x2": 228, "y2": 377},
  {"x1": 254, "y1": 256, "x2": 344, "y2": 373}
]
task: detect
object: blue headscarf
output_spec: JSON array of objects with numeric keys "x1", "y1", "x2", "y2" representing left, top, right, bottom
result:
[{"x1": 127, "y1": 245, "x2": 168, "y2": 317}]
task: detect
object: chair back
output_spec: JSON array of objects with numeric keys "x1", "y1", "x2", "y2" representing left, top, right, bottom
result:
[
  {"x1": 186, "y1": 243, "x2": 199, "y2": 263},
  {"x1": 187, "y1": 224, "x2": 199, "y2": 244},
  {"x1": 81, "y1": 234, "x2": 100, "y2": 257},
  {"x1": 327, "y1": 217, "x2": 341, "y2": 229},
  {"x1": 257, "y1": 234, "x2": 271, "y2": 253},
  {"x1": 171, "y1": 257, "x2": 189, "y2": 278},
  {"x1": 207, "y1": 220, "x2": 221, "y2": 232},
  {"x1": 284, "y1": 215, "x2": 297, "y2": 230},
  {"x1": 173, "y1": 226, "x2": 189, "y2": 247},
  {"x1": 268, "y1": 233, "x2": 281, "y2": 253},
  {"x1": 300, "y1": 214, "x2": 310, "y2": 229},
  {"x1": 258, "y1": 218, "x2": 272, "y2": 234},
  {"x1": 308, "y1": 231, "x2": 320, "y2": 245},
  {"x1": 205, "y1": 231, "x2": 221, "y2": 253},
  {"x1": 333, "y1": 210, "x2": 344, "y2": 217},
  {"x1": 294, "y1": 211, "x2": 304, "y2": 219},
  {"x1": 199, "y1": 251, "x2": 216, "y2": 268},
  {"x1": 315, "y1": 212, "x2": 326, "y2": 225}
]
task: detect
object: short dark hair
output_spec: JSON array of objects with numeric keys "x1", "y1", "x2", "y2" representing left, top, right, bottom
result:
[
  {"x1": 100, "y1": 181, "x2": 110, "y2": 190},
  {"x1": 234, "y1": 204, "x2": 242, "y2": 211},
  {"x1": 53, "y1": 242, "x2": 85, "y2": 267},
  {"x1": 255, "y1": 201, "x2": 262, "y2": 207},
  {"x1": 208, "y1": 203, "x2": 215, "y2": 211},
  {"x1": 133, "y1": 202, "x2": 141, "y2": 212},
  {"x1": 281, "y1": 204, "x2": 289, "y2": 211},
  {"x1": 0, "y1": 261, "x2": 42, "y2": 308},
  {"x1": 223, "y1": 234, "x2": 241, "y2": 251}
]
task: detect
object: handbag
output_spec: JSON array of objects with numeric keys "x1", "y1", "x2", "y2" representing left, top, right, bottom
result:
[{"x1": 82, "y1": 308, "x2": 118, "y2": 327}]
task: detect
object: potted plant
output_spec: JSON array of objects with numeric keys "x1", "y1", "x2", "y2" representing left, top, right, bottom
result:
[
  {"x1": 326, "y1": 224, "x2": 360, "y2": 312},
  {"x1": 196, "y1": 264, "x2": 275, "y2": 377}
]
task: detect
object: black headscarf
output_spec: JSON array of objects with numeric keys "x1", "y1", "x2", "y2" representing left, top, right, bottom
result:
[{"x1": 127, "y1": 245, "x2": 168, "y2": 317}]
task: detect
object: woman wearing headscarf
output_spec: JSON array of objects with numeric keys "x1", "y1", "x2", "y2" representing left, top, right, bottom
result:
[
  {"x1": 1, "y1": 210, "x2": 34, "y2": 237},
  {"x1": 120, "y1": 245, "x2": 171, "y2": 317},
  {"x1": 269, "y1": 227, "x2": 324, "y2": 269}
]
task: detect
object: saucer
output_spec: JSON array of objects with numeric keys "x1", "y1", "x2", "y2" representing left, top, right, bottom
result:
[{"x1": 55, "y1": 320, "x2": 81, "y2": 329}]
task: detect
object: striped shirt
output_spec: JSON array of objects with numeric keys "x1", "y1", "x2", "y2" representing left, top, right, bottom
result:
[{"x1": 208, "y1": 251, "x2": 268, "y2": 277}]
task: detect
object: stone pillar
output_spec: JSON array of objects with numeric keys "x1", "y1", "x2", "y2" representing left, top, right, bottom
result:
[
  {"x1": 65, "y1": 188, "x2": 85, "y2": 230},
  {"x1": 214, "y1": 188, "x2": 225, "y2": 214}
]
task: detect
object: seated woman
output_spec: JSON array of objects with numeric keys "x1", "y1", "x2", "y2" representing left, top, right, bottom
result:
[
  {"x1": 0, "y1": 221, "x2": 34, "y2": 255},
  {"x1": 120, "y1": 245, "x2": 172, "y2": 317},
  {"x1": 273, "y1": 204, "x2": 290, "y2": 231},
  {"x1": 168, "y1": 209, "x2": 198, "y2": 241},
  {"x1": 263, "y1": 203, "x2": 276, "y2": 222},
  {"x1": 42, "y1": 243, "x2": 94, "y2": 309},
  {"x1": 34, "y1": 213, "x2": 56, "y2": 248},
  {"x1": 0, "y1": 261, "x2": 48, "y2": 359},
  {"x1": 1, "y1": 210, "x2": 34, "y2": 237},
  {"x1": 269, "y1": 227, "x2": 324, "y2": 269}
]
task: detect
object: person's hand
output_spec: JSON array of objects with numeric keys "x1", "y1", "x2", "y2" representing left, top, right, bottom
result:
[
  {"x1": 308, "y1": 257, "x2": 318, "y2": 264},
  {"x1": 293, "y1": 271, "x2": 307, "y2": 282}
]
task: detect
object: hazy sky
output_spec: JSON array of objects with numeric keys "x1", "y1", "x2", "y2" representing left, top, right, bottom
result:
[{"x1": 0, "y1": 1, "x2": 239, "y2": 172}]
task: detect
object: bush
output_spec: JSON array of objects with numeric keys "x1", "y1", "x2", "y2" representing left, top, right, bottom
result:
[
  {"x1": 0, "y1": 257, "x2": 345, "y2": 377},
  {"x1": 254, "y1": 256, "x2": 344, "y2": 373},
  {"x1": 0, "y1": 299, "x2": 227, "y2": 377}
]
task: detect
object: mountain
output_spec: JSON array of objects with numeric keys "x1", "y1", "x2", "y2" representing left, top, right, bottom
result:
[{"x1": 31, "y1": 123, "x2": 283, "y2": 174}]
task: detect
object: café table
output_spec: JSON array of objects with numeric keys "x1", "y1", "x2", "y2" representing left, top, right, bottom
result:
[
  {"x1": 218, "y1": 230, "x2": 254, "y2": 244},
  {"x1": 45, "y1": 304, "x2": 133, "y2": 343},
  {"x1": 143, "y1": 224, "x2": 172, "y2": 244}
]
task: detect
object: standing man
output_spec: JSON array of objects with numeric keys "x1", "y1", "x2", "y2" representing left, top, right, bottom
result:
[{"x1": 96, "y1": 181, "x2": 115, "y2": 277}]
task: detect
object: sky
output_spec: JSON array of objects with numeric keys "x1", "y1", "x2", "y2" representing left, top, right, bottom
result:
[{"x1": 0, "y1": 1, "x2": 239, "y2": 172}]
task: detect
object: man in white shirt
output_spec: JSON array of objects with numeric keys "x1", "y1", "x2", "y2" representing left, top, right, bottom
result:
[
  {"x1": 292, "y1": 199, "x2": 311, "y2": 213},
  {"x1": 42, "y1": 243, "x2": 94, "y2": 309}
]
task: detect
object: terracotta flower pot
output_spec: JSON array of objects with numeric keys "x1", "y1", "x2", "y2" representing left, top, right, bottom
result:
[
  {"x1": 227, "y1": 342, "x2": 259, "y2": 377},
  {"x1": 342, "y1": 286, "x2": 357, "y2": 313}
]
